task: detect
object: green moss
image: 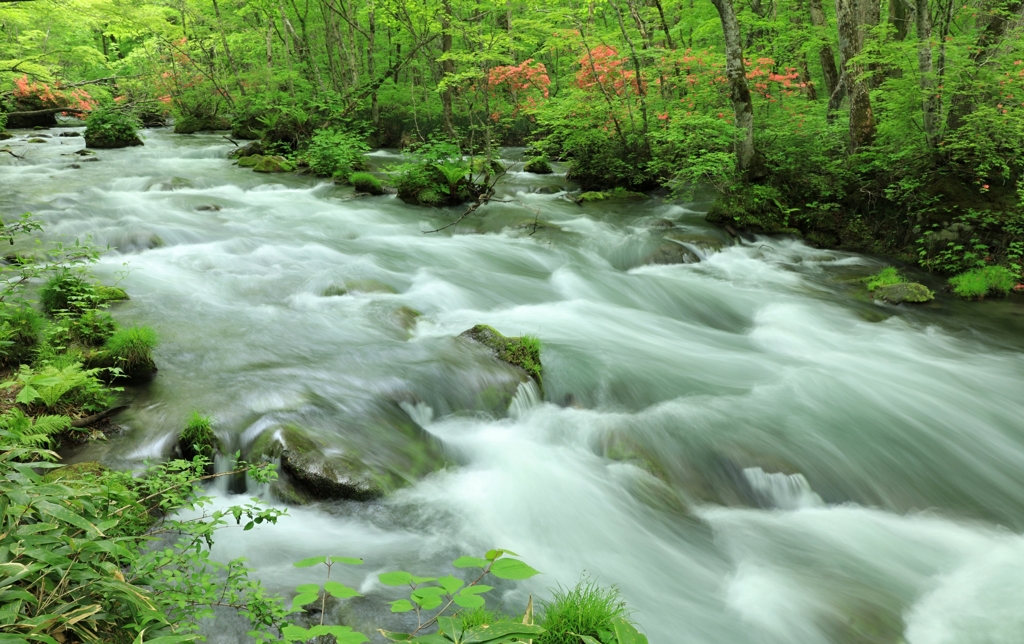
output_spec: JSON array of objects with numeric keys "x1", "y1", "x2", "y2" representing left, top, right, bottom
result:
[
  {"x1": 253, "y1": 156, "x2": 295, "y2": 173},
  {"x1": 95, "y1": 284, "x2": 129, "y2": 303},
  {"x1": 460, "y1": 324, "x2": 543, "y2": 394},
  {"x1": 872, "y1": 282, "x2": 934, "y2": 304},
  {"x1": 103, "y1": 325, "x2": 157, "y2": 379},
  {"x1": 577, "y1": 191, "x2": 607, "y2": 202},
  {"x1": 237, "y1": 154, "x2": 263, "y2": 168},
  {"x1": 348, "y1": 171, "x2": 385, "y2": 195},
  {"x1": 949, "y1": 265, "x2": 1018, "y2": 298},
  {"x1": 41, "y1": 461, "x2": 109, "y2": 484},
  {"x1": 179, "y1": 411, "x2": 219, "y2": 461},
  {"x1": 523, "y1": 156, "x2": 553, "y2": 174}
]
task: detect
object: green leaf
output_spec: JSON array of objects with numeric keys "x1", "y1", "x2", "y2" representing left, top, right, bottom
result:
[
  {"x1": 293, "y1": 556, "x2": 327, "y2": 568},
  {"x1": 411, "y1": 575, "x2": 438, "y2": 583},
  {"x1": 409, "y1": 636, "x2": 452, "y2": 644},
  {"x1": 379, "y1": 570, "x2": 414, "y2": 586},
  {"x1": 485, "y1": 549, "x2": 519, "y2": 560},
  {"x1": 35, "y1": 500, "x2": 102, "y2": 536},
  {"x1": 378, "y1": 630, "x2": 413, "y2": 641},
  {"x1": 390, "y1": 599, "x2": 415, "y2": 613},
  {"x1": 488, "y1": 559, "x2": 539, "y2": 580},
  {"x1": 459, "y1": 585, "x2": 493, "y2": 596},
  {"x1": 290, "y1": 583, "x2": 321, "y2": 611},
  {"x1": 437, "y1": 616, "x2": 462, "y2": 642},
  {"x1": 462, "y1": 623, "x2": 546, "y2": 644},
  {"x1": 572, "y1": 635, "x2": 603, "y2": 644},
  {"x1": 282, "y1": 625, "x2": 311, "y2": 641},
  {"x1": 328, "y1": 556, "x2": 364, "y2": 565},
  {"x1": 438, "y1": 575, "x2": 464, "y2": 594},
  {"x1": 324, "y1": 580, "x2": 360, "y2": 599},
  {"x1": 452, "y1": 556, "x2": 489, "y2": 569},
  {"x1": 452, "y1": 593, "x2": 486, "y2": 609},
  {"x1": 611, "y1": 617, "x2": 648, "y2": 644}
]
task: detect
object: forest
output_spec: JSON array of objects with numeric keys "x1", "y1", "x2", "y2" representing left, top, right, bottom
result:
[{"x1": 3, "y1": 0, "x2": 1024, "y2": 642}]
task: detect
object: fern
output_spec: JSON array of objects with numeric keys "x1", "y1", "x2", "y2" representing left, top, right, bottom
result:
[
  {"x1": 0, "y1": 409, "x2": 71, "y2": 449},
  {"x1": 2, "y1": 363, "x2": 108, "y2": 410}
]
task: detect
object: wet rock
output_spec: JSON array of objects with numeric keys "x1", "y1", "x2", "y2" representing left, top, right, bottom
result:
[
  {"x1": 153, "y1": 177, "x2": 193, "y2": 191},
  {"x1": 27, "y1": 138, "x2": 48, "y2": 143},
  {"x1": 576, "y1": 188, "x2": 648, "y2": 203},
  {"x1": 644, "y1": 241, "x2": 700, "y2": 265},
  {"x1": 0, "y1": 132, "x2": 12, "y2": 141},
  {"x1": 249, "y1": 405, "x2": 445, "y2": 503},
  {"x1": 534, "y1": 185, "x2": 566, "y2": 195},
  {"x1": 230, "y1": 140, "x2": 263, "y2": 159},
  {"x1": 68, "y1": 164, "x2": 81, "y2": 169},
  {"x1": 237, "y1": 154, "x2": 263, "y2": 168},
  {"x1": 459, "y1": 324, "x2": 543, "y2": 394},
  {"x1": 523, "y1": 157, "x2": 553, "y2": 174},
  {"x1": 85, "y1": 132, "x2": 143, "y2": 149},
  {"x1": 33, "y1": 133, "x2": 52, "y2": 138},
  {"x1": 95, "y1": 285, "x2": 129, "y2": 303},
  {"x1": 253, "y1": 155, "x2": 295, "y2": 173},
  {"x1": 81, "y1": 157, "x2": 100, "y2": 163},
  {"x1": 195, "y1": 204, "x2": 222, "y2": 212},
  {"x1": 322, "y1": 279, "x2": 397, "y2": 296},
  {"x1": 872, "y1": 282, "x2": 934, "y2": 304},
  {"x1": 392, "y1": 306, "x2": 421, "y2": 331},
  {"x1": 75, "y1": 149, "x2": 95, "y2": 156},
  {"x1": 664, "y1": 231, "x2": 726, "y2": 252}
]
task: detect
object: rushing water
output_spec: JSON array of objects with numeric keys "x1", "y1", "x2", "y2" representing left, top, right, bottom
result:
[{"x1": 4, "y1": 127, "x2": 1024, "y2": 644}]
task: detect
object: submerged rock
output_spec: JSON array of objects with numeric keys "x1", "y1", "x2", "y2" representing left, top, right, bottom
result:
[
  {"x1": 576, "y1": 188, "x2": 648, "y2": 203},
  {"x1": 322, "y1": 279, "x2": 397, "y2": 296},
  {"x1": 644, "y1": 241, "x2": 700, "y2": 265},
  {"x1": 237, "y1": 154, "x2": 263, "y2": 168},
  {"x1": 459, "y1": 325, "x2": 543, "y2": 395},
  {"x1": 872, "y1": 282, "x2": 934, "y2": 304},
  {"x1": 27, "y1": 138, "x2": 48, "y2": 143},
  {"x1": 523, "y1": 157, "x2": 553, "y2": 174},
  {"x1": 84, "y1": 133, "x2": 143, "y2": 149},
  {"x1": 230, "y1": 140, "x2": 264, "y2": 159}
]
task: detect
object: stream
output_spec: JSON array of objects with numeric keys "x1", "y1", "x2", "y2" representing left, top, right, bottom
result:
[{"x1": 3, "y1": 127, "x2": 1024, "y2": 644}]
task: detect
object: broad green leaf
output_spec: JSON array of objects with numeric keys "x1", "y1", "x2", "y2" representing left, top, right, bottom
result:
[
  {"x1": 282, "y1": 625, "x2": 311, "y2": 641},
  {"x1": 452, "y1": 556, "x2": 489, "y2": 569},
  {"x1": 488, "y1": 559, "x2": 539, "y2": 580},
  {"x1": 324, "y1": 580, "x2": 360, "y2": 598},
  {"x1": 458, "y1": 585, "x2": 493, "y2": 596},
  {"x1": 409, "y1": 635, "x2": 451, "y2": 644},
  {"x1": 293, "y1": 556, "x2": 327, "y2": 568},
  {"x1": 291, "y1": 583, "x2": 321, "y2": 611},
  {"x1": 462, "y1": 623, "x2": 546, "y2": 644},
  {"x1": 328, "y1": 556, "x2": 364, "y2": 565},
  {"x1": 438, "y1": 574, "x2": 464, "y2": 594},
  {"x1": 378, "y1": 630, "x2": 413, "y2": 641},
  {"x1": 411, "y1": 586, "x2": 445, "y2": 610},
  {"x1": 35, "y1": 501, "x2": 103, "y2": 537},
  {"x1": 611, "y1": 617, "x2": 649, "y2": 644},
  {"x1": 390, "y1": 599, "x2": 415, "y2": 613},
  {"x1": 452, "y1": 593, "x2": 486, "y2": 609},
  {"x1": 379, "y1": 570, "x2": 414, "y2": 586},
  {"x1": 411, "y1": 575, "x2": 438, "y2": 583},
  {"x1": 572, "y1": 635, "x2": 603, "y2": 644},
  {"x1": 437, "y1": 616, "x2": 462, "y2": 641},
  {"x1": 484, "y1": 549, "x2": 519, "y2": 560}
]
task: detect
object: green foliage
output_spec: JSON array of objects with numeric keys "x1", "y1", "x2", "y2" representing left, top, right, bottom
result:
[
  {"x1": 103, "y1": 325, "x2": 157, "y2": 377},
  {"x1": 39, "y1": 271, "x2": 99, "y2": 317},
  {"x1": 949, "y1": 266, "x2": 1019, "y2": 299},
  {"x1": 1, "y1": 362, "x2": 113, "y2": 413},
  {"x1": 392, "y1": 140, "x2": 483, "y2": 207},
  {"x1": 0, "y1": 303, "x2": 43, "y2": 365},
  {"x1": 349, "y1": 171, "x2": 385, "y2": 195},
  {"x1": 865, "y1": 267, "x2": 904, "y2": 291},
  {"x1": 537, "y1": 579, "x2": 629, "y2": 644},
  {"x1": 305, "y1": 127, "x2": 369, "y2": 178},
  {"x1": 524, "y1": 157, "x2": 553, "y2": 174},
  {"x1": 0, "y1": 408, "x2": 72, "y2": 449},
  {"x1": 84, "y1": 107, "x2": 141, "y2": 148},
  {"x1": 70, "y1": 308, "x2": 117, "y2": 346},
  {"x1": 180, "y1": 410, "x2": 218, "y2": 461}
]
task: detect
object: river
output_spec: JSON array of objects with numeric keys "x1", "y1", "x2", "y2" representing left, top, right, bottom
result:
[{"x1": 3, "y1": 127, "x2": 1024, "y2": 644}]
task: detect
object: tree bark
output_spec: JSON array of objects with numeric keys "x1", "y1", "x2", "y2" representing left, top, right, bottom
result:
[
  {"x1": 835, "y1": 0, "x2": 876, "y2": 150},
  {"x1": 710, "y1": 0, "x2": 757, "y2": 174},
  {"x1": 441, "y1": 0, "x2": 456, "y2": 138},
  {"x1": 915, "y1": 0, "x2": 939, "y2": 147},
  {"x1": 808, "y1": 0, "x2": 842, "y2": 103}
]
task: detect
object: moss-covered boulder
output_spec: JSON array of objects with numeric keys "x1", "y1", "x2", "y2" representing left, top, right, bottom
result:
[
  {"x1": 173, "y1": 114, "x2": 230, "y2": 134},
  {"x1": 249, "y1": 406, "x2": 445, "y2": 503},
  {"x1": 872, "y1": 282, "x2": 934, "y2": 304},
  {"x1": 230, "y1": 141, "x2": 264, "y2": 159},
  {"x1": 41, "y1": 461, "x2": 109, "y2": 484},
  {"x1": 27, "y1": 138, "x2": 48, "y2": 143},
  {"x1": 523, "y1": 157, "x2": 553, "y2": 174},
  {"x1": 95, "y1": 284, "x2": 129, "y2": 304},
  {"x1": 459, "y1": 325, "x2": 543, "y2": 395},
  {"x1": 349, "y1": 172, "x2": 386, "y2": 195},
  {"x1": 237, "y1": 154, "x2": 263, "y2": 168},
  {"x1": 253, "y1": 156, "x2": 295, "y2": 173},
  {"x1": 576, "y1": 188, "x2": 648, "y2": 203},
  {"x1": 84, "y1": 133, "x2": 143, "y2": 149}
]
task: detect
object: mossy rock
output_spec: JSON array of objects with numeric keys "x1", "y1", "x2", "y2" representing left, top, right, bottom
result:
[
  {"x1": 174, "y1": 114, "x2": 230, "y2": 134},
  {"x1": 84, "y1": 134, "x2": 143, "y2": 149},
  {"x1": 459, "y1": 325, "x2": 543, "y2": 395},
  {"x1": 59, "y1": 131, "x2": 82, "y2": 137},
  {"x1": 523, "y1": 157, "x2": 553, "y2": 174},
  {"x1": 576, "y1": 188, "x2": 648, "y2": 203},
  {"x1": 75, "y1": 149, "x2": 95, "y2": 156},
  {"x1": 322, "y1": 279, "x2": 397, "y2": 297},
  {"x1": 41, "y1": 461, "x2": 109, "y2": 484},
  {"x1": 644, "y1": 241, "x2": 700, "y2": 266},
  {"x1": 664, "y1": 232, "x2": 726, "y2": 252},
  {"x1": 178, "y1": 416, "x2": 220, "y2": 462},
  {"x1": 349, "y1": 172, "x2": 385, "y2": 195},
  {"x1": 0, "y1": 132, "x2": 12, "y2": 141},
  {"x1": 237, "y1": 154, "x2": 263, "y2": 168},
  {"x1": 27, "y1": 138, "x2": 48, "y2": 143},
  {"x1": 230, "y1": 141, "x2": 264, "y2": 159},
  {"x1": 253, "y1": 156, "x2": 295, "y2": 173},
  {"x1": 471, "y1": 157, "x2": 506, "y2": 175},
  {"x1": 95, "y1": 285, "x2": 129, "y2": 304},
  {"x1": 392, "y1": 306, "x2": 421, "y2": 331},
  {"x1": 872, "y1": 282, "x2": 934, "y2": 304}
]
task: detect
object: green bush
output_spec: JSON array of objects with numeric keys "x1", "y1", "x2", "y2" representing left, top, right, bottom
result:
[
  {"x1": 537, "y1": 579, "x2": 630, "y2": 644},
  {"x1": 179, "y1": 410, "x2": 219, "y2": 461},
  {"x1": 949, "y1": 265, "x2": 1019, "y2": 298},
  {"x1": 104, "y1": 325, "x2": 157, "y2": 378},
  {"x1": 0, "y1": 304, "x2": 43, "y2": 365},
  {"x1": 524, "y1": 156, "x2": 553, "y2": 174},
  {"x1": 349, "y1": 171, "x2": 385, "y2": 195},
  {"x1": 305, "y1": 127, "x2": 369, "y2": 177},
  {"x1": 39, "y1": 272, "x2": 96, "y2": 316},
  {"x1": 865, "y1": 267, "x2": 904, "y2": 291},
  {"x1": 392, "y1": 140, "x2": 482, "y2": 206},
  {"x1": 70, "y1": 308, "x2": 117, "y2": 346},
  {"x1": 84, "y1": 107, "x2": 142, "y2": 148}
]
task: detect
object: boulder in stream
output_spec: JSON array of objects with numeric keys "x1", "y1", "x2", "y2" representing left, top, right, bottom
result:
[
  {"x1": 253, "y1": 156, "x2": 295, "y2": 173},
  {"x1": 643, "y1": 241, "x2": 700, "y2": 265},
  {"x1": 84, "y1": 132, "x2": 143, "y2": 149},
  {"x1": 872, "y1": 282, "x2": 934, "y2": 304},
  {"x1": 523, "y1": 157, "x2": 553, "y2": 174},
  {"x1": 459, "y1": 325, "x2": 543, "y2": 395},
  {"x1": 230, "y1": 140, "x2": 264, "y2": 159}
]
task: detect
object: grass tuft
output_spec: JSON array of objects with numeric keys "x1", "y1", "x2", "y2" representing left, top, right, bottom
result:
[
  {"x1": 104, "y1": 325, "x2": 157, "y2": 378},
  {"x1": 349, "y1": 171, "x2": 385, "y2": 195},
  {"x1": 180, "y1": 410, "x2": 218, "y2": 461},
  {"x1": 537, "y1": 579, "x2": 628, "y2": 644},
  {"x1": 949, "y1": 265, "x2": 1018, "y2": 298},
  {"x1": 865, "y1": 267, "x2": 903, "y2": 291}
]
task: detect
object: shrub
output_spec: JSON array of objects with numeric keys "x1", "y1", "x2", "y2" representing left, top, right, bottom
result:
[
  {"x1": 538, "y1": 579, "x2": 630, "y2": 644},
  {"x1": 71, "y1": 308, "x2": 117, "y2": 346},
  {"x1": 524, "y1": 156, "x2": 553, "y2": 174},
  {"x1": 949, "y1": 265, "x2": 1019, "y2": 298},
  {"x1": 104, "y1": 325, "x2": 157, "y2": 378},
  {"x1": 305, "y1": 127, "x2": 369, "y2": 177},
  {"x1": 39, "y1": 272, "x2": 96, "y2": 316},
  {"x1": 349, "y1": 171, "x2": 385, "y2": 195},
  {"x1": 0, "y1": 304, "x2": 43, "y2": 365},
  {"x1": 84, "y1": 107, "x2": 142, "y2": 148},
  {"x1": 179, "y1": 410, "x2": 219, "y2": 461},
  {"x1": 865, "y1": 267, "x2": 904, "y2": 291},
  {"x1": 392, "y1": 140, "x2": 482, "y2": 206}
]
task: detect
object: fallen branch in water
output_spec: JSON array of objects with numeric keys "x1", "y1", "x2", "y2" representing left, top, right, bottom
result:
[
  {"x1": 3, "y1": 106, "x2": 88, "y2": 118},
  {"x1": 72, "y1": 405, "x2": 129, "y2": 428},
  {"x1": 424, "y1": 191, "x2": 492, "y2": 234}
]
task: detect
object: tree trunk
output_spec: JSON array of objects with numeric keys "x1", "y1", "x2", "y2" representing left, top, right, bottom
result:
[
  {"x1": 710, "y1": 0, "x2": 757, "y2": 174},
  {"x1": 808, "y1": 0, "x2": 841, "y2": 102},
  {"x1": 835, "y1": 0, "x2": 876, "y2": 150},
  {"x1": 368, "y1": 0, "x2": 379, "y2": 128},
  {"x1": 889, "y1": 0, "x2": 911, "y2": 41},
  {"x1": 211, "y1": 0, "x2": 245, "y2": 96},
  {"x1": 441, "y1": 0, "x2": 456, "y2": 138},
  {"x1": 915, "y1": 0, "x2": 939, "y2": 147}
]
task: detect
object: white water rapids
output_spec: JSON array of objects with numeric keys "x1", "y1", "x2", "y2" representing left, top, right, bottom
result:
[{"x1": 4, "y1": 128, "x2": 1024, "y2": 644}]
